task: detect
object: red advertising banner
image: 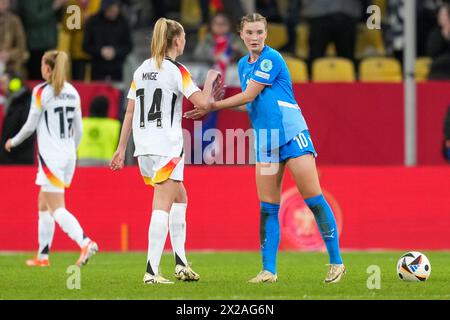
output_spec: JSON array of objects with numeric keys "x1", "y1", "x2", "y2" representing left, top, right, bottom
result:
[
  {"x1": 16, "y1": 82, "x2": 450, "y2": 165},
  {"x1": 0, "y1": 166, "x2": 449, "y2": 251},
  {"x1": 183, "y1": 82, "x2": 450, "y2": 165},
  {"x1": 28, "y1": 81, "x2": 122, "y2": 119}
]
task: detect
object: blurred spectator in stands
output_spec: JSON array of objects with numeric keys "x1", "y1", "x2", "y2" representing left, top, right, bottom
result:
[
  {"x1": 385, "y1": 0, "x2": 404, "y2": 64},
  {"x1": 193, "y1": 12, "x2": 245, "y2": 162},
  {"x1": 125, "y1": 0, "x2": 166, "y2": 27},
  {"x1": 417, "y1": 0, "x2": 440, "y2": 57},
  {"x1": 444, "y1": 105, "x2": 450, "y2": 162},
  {"x1": 77, "y1": 95, "x2": 120, "y2": 166},
  {"x1": 386, "y1": 0, "x2": 442, "y2": 67},
  {"x1": 279, "y1": 0, "x2": 302, "y2": 55},
  {"x1": 302, "y1": 0, "x2": 364, "y2": 70},
  {"x1": 256, "y1": 0, "x2": 283, "y2": 23},
  {"x1": 199, "y1": 0, "x2": 245, "y2": 26},
  {"x1": 281, "y1": 0, "x2": 371, "y2": 56},
  {"x1": 0, "y1": 72, "x2": 34, "y2": 164},
  {"x1": 239, "y1": 0, "x2": 255, "y2": 14},
  {"x1": 193, "y1": 12, "x2": 247, "y2": 77},
  {"x1": 83, "y1": 0, "x2": 133, "y2": 82},
  {"x1": 149, "y1": 0, "x2": 167, "y2": 24},
  {"x1": 0, "y1": 0, "x2": 27, "y2": 75},
  {"x1": 61, "y1": 0, "x2": 101, "y2": 81},
  {"x1": 19, "y1": 0, "x2": 67, "y2": 80},
  {"x1": 427, "y1": 3, "x2": 450, "y2": 80},
  {"x1": 200, "y1": 0, "x2": 220, "y2": 24},
  {"x1": 11, "y1": 0, "x2": 17, "y2": 10}
]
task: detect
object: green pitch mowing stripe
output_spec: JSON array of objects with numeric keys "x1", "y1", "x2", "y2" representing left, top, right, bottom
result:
[{"x1": 1, "y1": 252, "x2": 449, "y2": 300}]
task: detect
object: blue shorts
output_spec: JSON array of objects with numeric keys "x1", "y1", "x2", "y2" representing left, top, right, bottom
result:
[{"x1": 256, "y1": 130, "x2": 317, "y2": 163}]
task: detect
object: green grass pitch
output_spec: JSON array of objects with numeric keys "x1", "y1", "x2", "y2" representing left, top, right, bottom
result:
[{"x1": 1, "y1": 251, "x2": 450, "y2": 300}]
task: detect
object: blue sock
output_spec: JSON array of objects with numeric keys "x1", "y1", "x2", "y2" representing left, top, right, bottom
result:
[
  {"x1": 305, "y1": 194, "x2": 343, "y2": 265},
  {"x1": 260, "y1": 202, "x2": 280, "y2": 274}
]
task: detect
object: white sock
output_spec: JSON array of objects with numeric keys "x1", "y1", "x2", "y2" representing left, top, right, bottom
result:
[
  {"x1": 146, "y1": 210, "x2": 169, "y2": 276},
  {"x1": 169, "y1": 203, "x2": 188, "y2": 267},
  {"x1": 53, "y1": 208, "x2": 87, "y2": 248},
  {"x1": 38, "y1": 211, "x2": 55, "y2": 260}
]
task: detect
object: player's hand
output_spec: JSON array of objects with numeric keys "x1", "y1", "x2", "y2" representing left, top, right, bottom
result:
[
  {"x1": 212, "y1": 73, "x2": 225, "y2": 101},
  {"x1": 184, "y1": 106, "x2": 211, "y2": 120},
  {"x1": 205, "y1": 70, "x2": 222, "y2": 92},
  {"x1": 4, "y1": 139, "x2": 13, "y2": 152},
  {"x1": 206, "y1": 69, "x2": 221, "y2": 81},
  {"x1": 110, "y1": 149, "x2": 125, "y2": 171},
  {"x1": 213, "y1": 82, "x2": 225, "y2": 101}
]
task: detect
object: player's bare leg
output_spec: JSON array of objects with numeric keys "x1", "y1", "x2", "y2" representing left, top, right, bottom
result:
[{"x1": 287, "y1": 154, "x2": 345, "y2": 283}]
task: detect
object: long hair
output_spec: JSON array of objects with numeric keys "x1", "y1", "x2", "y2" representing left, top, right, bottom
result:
[
  {"x1": 239, "y1": 13, "x2": 267, "y2": 32},
  {"x1": 150, "y1": 18, "x2": 184, "y2": 69},
  {"x1": 42, "y1": 50, "x2": 68, "y2": 96}
]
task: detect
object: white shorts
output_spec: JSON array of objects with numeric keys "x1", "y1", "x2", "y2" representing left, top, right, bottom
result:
[
  {"x1": 36, "y1": 155, "x2": 76, "y2": 193},
  {"x1": 137, "y1": 154, "x2": 184, "y2": 186}
]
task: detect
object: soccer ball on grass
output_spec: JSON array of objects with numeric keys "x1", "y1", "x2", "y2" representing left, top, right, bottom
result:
[{"x1": 397, "y1": 251, "x2": 431, "y2": 282}]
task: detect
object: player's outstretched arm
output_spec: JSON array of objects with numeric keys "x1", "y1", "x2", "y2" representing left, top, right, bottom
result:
[
  {"x1": 213, "y1": 80, "x2": 264, "y2": 111},
  {"x1": 234, "y1": 105, "x2": 247, "y2": 112},
  {"x1": 184, "y1": 80, "x2": 263, "y2": 120},
  {"x1": 188, "y1": 69, "x2": 221, "y2": 109},
  {"x1": 4, "y1": 109, "x2": 40, "y2": 152},
  {"x1": 110, "y1": 99, "x2": 134, "y2": 171}
]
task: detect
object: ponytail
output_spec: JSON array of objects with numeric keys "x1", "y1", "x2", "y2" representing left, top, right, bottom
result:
[
  {"x1": 43, "y1": 50, "x2": 68, "y2": 96},
  {"x1": 150, "y1": 18, "x2": 184, "y2": 69},
  {"x1": 151, "y1": 18, "x2": 168, "y2": 69}
]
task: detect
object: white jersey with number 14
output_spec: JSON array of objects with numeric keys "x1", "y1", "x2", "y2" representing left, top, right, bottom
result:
[{"x1": 127, "y1": 57, "x2": 200, "y2": 157}]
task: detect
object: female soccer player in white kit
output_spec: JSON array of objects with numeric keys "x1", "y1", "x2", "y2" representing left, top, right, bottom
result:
[
  {"x1": 110, "y1": 18, "x2": 221, "y2": 284},
  {"x1": 4, "y1": 51, "x2": 98, "y2": 267}
]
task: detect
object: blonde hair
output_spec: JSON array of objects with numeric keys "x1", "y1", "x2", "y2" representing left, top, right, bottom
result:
[
  {"x1": 239, "y1": 13, "x2": 267, "y2": 32},
  {"x1": 43, "y1": 50, "x2": 68, "y2": 96},
  {"x1": 151, "y1": 18, "x2": 184, "y2": 69}
]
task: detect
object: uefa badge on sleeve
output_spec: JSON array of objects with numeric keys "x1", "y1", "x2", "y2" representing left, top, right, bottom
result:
[{"x1": 260, "y1": 59, "x2": 273, "y2": 72}]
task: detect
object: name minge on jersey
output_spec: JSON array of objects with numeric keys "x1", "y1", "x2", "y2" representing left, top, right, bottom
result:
[{"x1": 143, "y1": 72, "x2": 158, "y2": 81}]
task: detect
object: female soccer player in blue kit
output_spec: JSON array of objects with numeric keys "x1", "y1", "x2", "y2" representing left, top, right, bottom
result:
[{"x1": 185, "y1": 13, "x2": 346, "y2": 283}]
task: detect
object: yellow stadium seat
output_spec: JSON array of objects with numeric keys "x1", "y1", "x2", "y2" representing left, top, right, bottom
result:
[
  {"x1": 326, "y1": 43, "x2": 336, "y2": 56},
  {"x1": 284, "y1": 55, "x2": 308, "y2": 83},
  {"x1": 372, "y1": 0, "x2": 387, "y2": 18},
  {"x1": 359, "y1": 57, "x2": 402, "y2": 82},
  {"x1": 266, "y1": 23, "x2": 288, "y2": 49},
  {"x1": 355, "y1": 23, "x2": 385, "y2": 59},
  {"x1": 415, "y1": 57, "x2": 432, "y2": 82},
  {"x1": 57, "y1": 24, "x2": 71, "y2": 53},
  {"x1": 312, "y1": 57, "x2": 356, "y2": 82},
  {"x1": 181, "y1": 0, "x2": 202, "y2": 27},
  {"x1": 56, "y1": 23, "x2": 72, "y2": 79},
  {"x1": 295, "y1": 24, "x2": 309, "y2": 59}
]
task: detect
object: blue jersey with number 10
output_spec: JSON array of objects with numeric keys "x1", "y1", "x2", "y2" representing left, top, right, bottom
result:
[{"x1": 238, "y1": 46, "x2": 308, "y2": 152}]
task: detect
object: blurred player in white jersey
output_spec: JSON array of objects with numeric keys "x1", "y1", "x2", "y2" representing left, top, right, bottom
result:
[
  {"x1": 110, "y1": 18, "x2": 222, "y2": 284},
  {"x1": 4, "y1": 51, "x2": 98, "y2": 267}
]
